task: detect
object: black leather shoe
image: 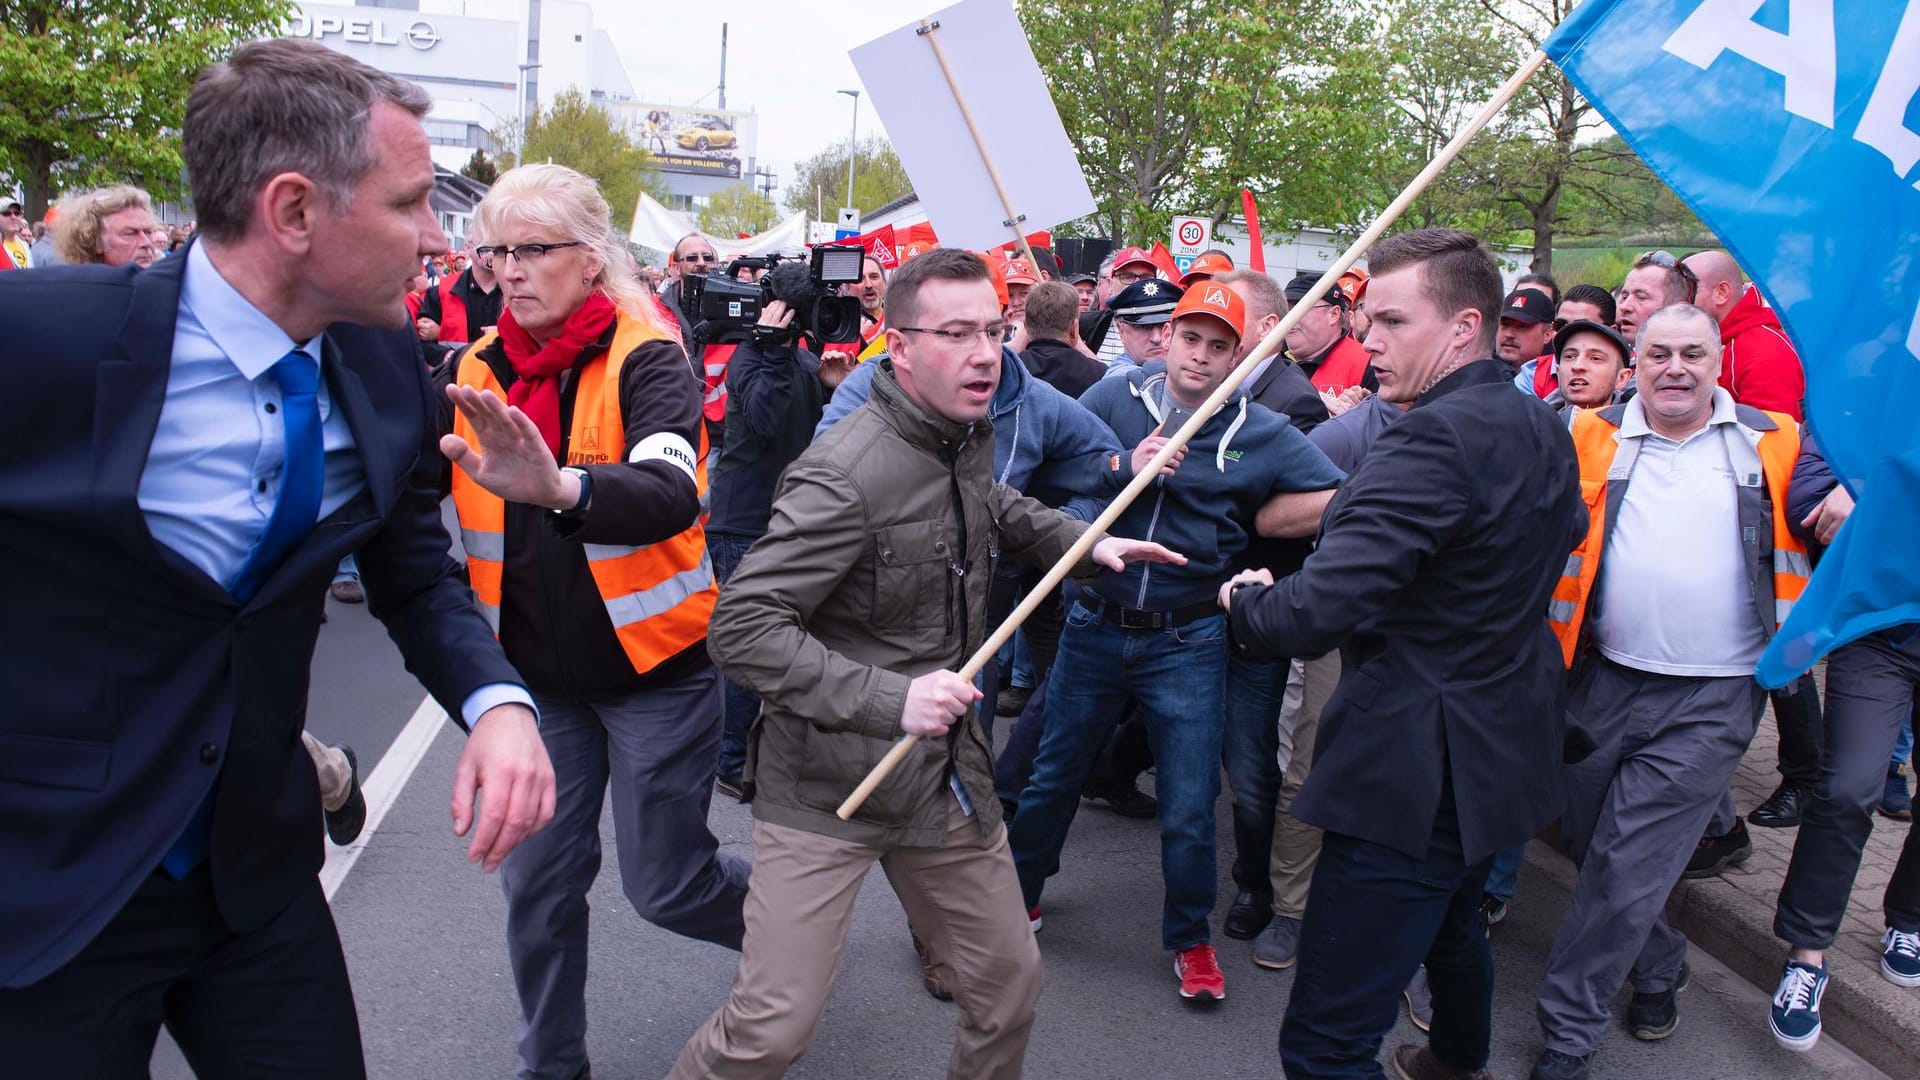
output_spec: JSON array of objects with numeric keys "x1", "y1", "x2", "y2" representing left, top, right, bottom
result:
[
  {"x1": 1628, "y1": 960, "x2": 1688, "y2": 1040},
  {"x1": 1529, "y1": 1048, "x2": 1592, "y2": 1080},
  {"x1": 1392, "y1": 1044, "x2": 1493, "y2": 1080},
  {"x1": 324, "y1": 745, "x2": 366, "y2": 846},
  {"x1": 1749, "y1": 782, "x2": 1812, "y2": 828},
  {"x1": 995, "y1": 685, "x2": 1035, "y2": 717},
  {"x1": 1683, "y1": 817, "x2": 1752, "y2": 879},
  {"x1": 1224, "y1": 890, "x2": 1273, "y2": 940},
  {"x1": 1082, "y1": 780, "x2": 1158, "y2": 819}
]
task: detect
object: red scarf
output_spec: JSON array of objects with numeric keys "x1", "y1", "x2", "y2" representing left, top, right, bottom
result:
[{"x1": 496, "y1": 290, "x2": 619, "y2": 458}]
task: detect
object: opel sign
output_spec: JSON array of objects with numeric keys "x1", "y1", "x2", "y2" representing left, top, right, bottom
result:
[{"x1": 288, "y1": 13, "x2": 441, "y2": 51}]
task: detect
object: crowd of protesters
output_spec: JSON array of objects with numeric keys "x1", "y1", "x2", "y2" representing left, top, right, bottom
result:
[{"x1": 4, "y1": 35, "x2": 1917, "y2": 1080}]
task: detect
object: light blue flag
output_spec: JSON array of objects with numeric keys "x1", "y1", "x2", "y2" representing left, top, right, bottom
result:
[{"x1": 1545, "y1": 0, "x2": 1920, "y2": 687}]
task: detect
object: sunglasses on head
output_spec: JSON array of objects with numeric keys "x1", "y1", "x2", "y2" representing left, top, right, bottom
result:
[{"x1": 1635, "y1": 250, "x2": 1699, "y2": 300}]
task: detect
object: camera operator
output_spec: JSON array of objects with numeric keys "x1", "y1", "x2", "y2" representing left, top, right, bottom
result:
[
  {"x1": 707, "y1": 299, "x2": 858, "y2": 796},
  {"x1": 658, "y1": 233, "x2": 733, "y2": 450}
]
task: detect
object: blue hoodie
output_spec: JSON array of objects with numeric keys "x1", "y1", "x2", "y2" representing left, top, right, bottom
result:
[
  {"x1": 1075, "y1": 362, "x2": 1346, "y2": 610},
  {"x1": 815, "y1": 346, "x2": 1124, "y2": 500}
]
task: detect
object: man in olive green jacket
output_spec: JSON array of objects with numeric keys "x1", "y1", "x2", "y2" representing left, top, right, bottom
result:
[{"x1": 669, "y1": 249, "x2": 1181, "y2": 1080}]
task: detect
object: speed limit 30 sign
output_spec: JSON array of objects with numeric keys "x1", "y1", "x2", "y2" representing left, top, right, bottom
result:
[{"x1": 1170, "y1": 215, "x2": 1208, "y2": 256}]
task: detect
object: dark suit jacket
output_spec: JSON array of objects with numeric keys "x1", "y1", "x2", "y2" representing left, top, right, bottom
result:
[
  {"x1": 0, "y1": 251, "x2": 522, "y2": 988},
  {"x1": 1245, "y1": 354, "x2": 1329, "y2": 433},
  {"x1": 1229, "y1": 360, "x2": 1584, "y2": 863}
]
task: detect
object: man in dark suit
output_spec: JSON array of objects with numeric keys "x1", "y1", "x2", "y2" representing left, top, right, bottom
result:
[
  {"x1": 0, "y1": 40, "x2": 555, "y2": 1078},
  {"x1": 1222, "y1": 229, "x2": 1585, "y2": 1080}
]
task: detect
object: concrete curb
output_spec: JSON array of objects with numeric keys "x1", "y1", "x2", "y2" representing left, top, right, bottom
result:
[{"x1": 1523, "y1": 838, "x2": 1920, "y2": 1080}]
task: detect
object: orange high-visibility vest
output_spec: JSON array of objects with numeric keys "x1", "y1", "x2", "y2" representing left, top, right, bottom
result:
[
  {"x1": 451, "y1": 314, "x2": 717, "y2": 675},
  {"x1": 1547, "y1": 406, "x2": 1808, "y2": 667}
]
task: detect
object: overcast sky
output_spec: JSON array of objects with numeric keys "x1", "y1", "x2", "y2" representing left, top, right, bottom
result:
[{"x1": 591, "y1": 1, "x2": 913, "y2": 207}]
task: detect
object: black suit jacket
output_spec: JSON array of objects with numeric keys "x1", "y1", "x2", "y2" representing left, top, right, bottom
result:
[
  {"x1": 0, "y1": 251, "x2": 522, "y2": 988},
  {"x1": 1246, "y1": 355, "x2": 1330, "y2": 433},
  {"x1": 1230, "y1": 360, "x2": 1584, "y2": 862}
]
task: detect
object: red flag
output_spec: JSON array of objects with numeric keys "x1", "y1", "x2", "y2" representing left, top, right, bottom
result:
[
  {"x1": 863, "y1": 224, "x2": 900, "y2": 269},
  {"x1": 1241, "y1": 190, "x2": 1265, "y2": 272},
  {"x1": 1147, "y1": 241, "x2": 1180, "y2": 281}
]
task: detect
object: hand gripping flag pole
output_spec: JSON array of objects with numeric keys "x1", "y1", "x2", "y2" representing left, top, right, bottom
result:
[{"x1": 838, "y1": 49, "x2": 1554, "y2": 820}]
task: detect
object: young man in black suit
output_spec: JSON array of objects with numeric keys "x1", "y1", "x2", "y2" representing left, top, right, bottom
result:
[{"x1": 1222, "y1": 229, "x2": 1585, "y2": 1080}]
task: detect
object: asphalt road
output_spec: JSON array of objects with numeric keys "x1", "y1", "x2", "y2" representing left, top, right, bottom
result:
[{"x1": 154, "y1": 571, "x2": 1892, "y2": 1079}]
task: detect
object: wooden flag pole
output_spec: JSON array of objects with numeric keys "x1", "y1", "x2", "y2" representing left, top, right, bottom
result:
[
  {"x1": 838, "y1": 49, "x2": 1552, "y2": 820},
  {"x1": 916, "y1": 18, "x2": 1041, "y2": 269}
]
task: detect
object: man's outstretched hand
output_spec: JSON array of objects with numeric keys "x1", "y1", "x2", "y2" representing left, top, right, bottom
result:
[
  {"x1": 452, "y1": 704, "x2": 556, "y2": 872},
  {"x1": 1091, "y1": 536, "x2": 1187, "y2": 573}
]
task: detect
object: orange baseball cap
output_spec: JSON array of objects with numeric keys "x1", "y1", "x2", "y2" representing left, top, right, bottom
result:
[
  {"x1": 1337, "y1": 266, "x2": 1370, "y2": 303},
  {"x1": 1179, "y1": 252, "x2": 1234, "y2": 285},
  {"x1": 1171, "y1": 280, "x2": 1247, "y2": 342},
  {"x1": 1004, "y1": 258, "x2": 1040, "y2": 287}
]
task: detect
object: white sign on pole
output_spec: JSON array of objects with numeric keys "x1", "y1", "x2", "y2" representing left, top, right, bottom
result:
[
  {"x1": 1171, "y1": 215, "x2": 1208, "y2": 257},
  {"x1": 808, "y1": 221, "x2": 838, "y2": 245},
  {"x1": 850, "y1": 0, "x2": 1096, "y2": 252},
  {"x1": 835, "y1": 207, "x2": 862, "y2": 241}
]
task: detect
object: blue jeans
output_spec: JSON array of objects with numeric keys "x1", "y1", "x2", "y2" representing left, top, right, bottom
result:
[
  {"x1": 1281, "y1": 783, "x2": 1493, "y2": 1078},
  {"x1": 1895, "y1": 714, "x2": 1914, "y2": 767},
  {"x1": 1225, "y1": 653, "x2": 1288, "y2": 897},
  {"x1": 1008, "y1": 602, "x2": 1228, "y2": 951},
  {"x1": 1483, "y1": 845, "x2": 1523, "y2": 902},
  {"x1": 706, "y1": 530, "x2": 759, "y2": 780}
]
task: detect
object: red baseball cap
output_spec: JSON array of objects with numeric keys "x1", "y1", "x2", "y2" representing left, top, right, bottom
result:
[
  {"x1": 1171, "y1": 280, "x2": 1247, "y2": 342},
  {"x1": 1179, "y1": 252, "x2": 1234, "y2": 285},
  {"x1": 1112, "y1": 246, "x2": 1157, "y2": 273}
]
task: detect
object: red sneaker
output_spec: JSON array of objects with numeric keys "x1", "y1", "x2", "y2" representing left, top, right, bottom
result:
[
  {"x1": 1175, "y1": 943, "x2": 1226, "y2": 1001},
  {"x1": 1027, "y1": 905, "x2": 1043, "y2": 933}
]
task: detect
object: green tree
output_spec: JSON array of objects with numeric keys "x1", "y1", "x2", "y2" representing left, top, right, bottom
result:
[
  {"x1": 1019, "y1": 1, "x2": 1393, "y2": 246},
  {"x1": 460, "y1": 148, "x2": 500, "y2": 186},
  {"x1": 504, "y1": 89, "x2": 665, "y2": 232},
  {"x1": 0, "y1": 0, "x2": 293, "y2": 219},
  {"x1": 781, "y1": 136, "x2": 912, "y2": 220},
  {"x1": 699, "y1": 182, "x2": 778, "y2": 237}
]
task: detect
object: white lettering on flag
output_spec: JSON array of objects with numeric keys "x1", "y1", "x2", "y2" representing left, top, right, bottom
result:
[
  {"x1": 1663, "y1": 0, "x2": 1838, "y2": 128},
  {"x1": 1855, "y1": 0, "x2": 1920, "y2": 182}
]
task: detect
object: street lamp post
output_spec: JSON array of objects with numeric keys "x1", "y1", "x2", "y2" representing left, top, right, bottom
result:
[
  {"x1": 517, "y1": 62, "x2": 543, "y2": 160},
  {"x1": 837, "y1": 89, "x2": 860, "y2": 216}
]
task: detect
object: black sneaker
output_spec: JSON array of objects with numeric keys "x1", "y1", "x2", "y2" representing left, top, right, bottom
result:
[
  {"x1": 995, "y1": 685, "x2": 1035, "y2": 717},
  {"x1": 1628, "y1": 960, "x2": 1688, "y2": 1040},
  {"x1": 714, "y1": 773, "x2": 745, "y2": 802},
  {"x1": 1481, "y1": 894, "x2": 1508, "y2": 930},
  {"x1": 1082, "y1": 780, "x2": 1158, "y2": 819},
  {"x1": 1529, "y1": 1049, "x2": 1592, "y2": 1080},
  {"x1": 324, "y1": 745, "x2": 366, "y2": 846},
  {"x1": 1224, "y1": 889, "x2": 1273, "y2": 940},
  {"x1": 1683, "y1": 818, "x2": 1753, "y2": 879},
  {"x1": 1749, "y1": 782, "x2": 1812, "y2": 828}
]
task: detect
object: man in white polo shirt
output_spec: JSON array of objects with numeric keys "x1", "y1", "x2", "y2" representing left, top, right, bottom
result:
[{"x1": 1528, "y1": 304, "x2": 1808, "y2": 1080}]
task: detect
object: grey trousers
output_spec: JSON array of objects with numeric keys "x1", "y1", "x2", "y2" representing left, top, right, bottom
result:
[
  {"x1": 1272, "y1": 651, "x2": 1339, "y2": 919},
  {"x1": 1537, "y1": 657, "x2": 1765, "y2": 1056},
  {"x1": 500, "y1": 667, "x2": 751, "y2": 1080}
]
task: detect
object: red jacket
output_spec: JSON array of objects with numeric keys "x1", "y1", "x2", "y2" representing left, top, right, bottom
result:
[
  {"x1": 1301, "y1": 335, "x2": 1372, "y2": 394},
  {"x1": 1718, "y1": 285, "x2": 1805, "y2": 420}
]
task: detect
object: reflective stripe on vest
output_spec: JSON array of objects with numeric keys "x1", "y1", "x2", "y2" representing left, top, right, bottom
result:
[
  {"x1": 1548, "y1": 407, "x2": 1809, "y2": 668},
  {"x1": 449, "y1": 313, "x2": 716, "y2": 675},
  {"x1": 436, "y1": 274, "x2": 469, "y2": 344}
]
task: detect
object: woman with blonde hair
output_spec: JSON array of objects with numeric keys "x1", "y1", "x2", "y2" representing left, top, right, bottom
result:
[
  {"x1": 435, "y1": 162, "x2": 746, "y2": 1080},
  {"x1": 53, "y1": 185, "x2": 161, "y2": 268}
]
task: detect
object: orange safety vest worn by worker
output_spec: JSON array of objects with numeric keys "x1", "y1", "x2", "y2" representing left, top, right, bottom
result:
[
  {"x1": 1547, "y1": 405, "x2": 1808, "y2": 667},
  {"x1": 435, "y1": 275, "x2": 469, "y2": 344},
  {"x1": 451, "y1": 314, "x2": 717, "y2": 675}
]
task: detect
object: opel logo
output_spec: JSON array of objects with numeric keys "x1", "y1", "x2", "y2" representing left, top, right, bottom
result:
[{"x1": 405, "y1": 20, "x2": 440, "y2": 50}]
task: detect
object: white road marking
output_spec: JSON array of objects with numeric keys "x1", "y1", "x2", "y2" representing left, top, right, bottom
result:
[{"x1": 321, "y1": 695, "x2": 448, "y2": 900}]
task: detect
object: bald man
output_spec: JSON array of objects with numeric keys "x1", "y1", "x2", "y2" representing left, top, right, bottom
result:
[{"x1": 1681, "y1": 250, "x2": 1805, "y2": 420}]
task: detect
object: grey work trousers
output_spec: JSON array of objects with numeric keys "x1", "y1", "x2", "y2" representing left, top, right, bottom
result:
[
  {"x1": 1537, "y1": 657, "x2": 1765, "y2": 1056},
  {"x1": 1272, "y1": 651, "x2": 1339, "y2": 919},
  {"x1": 500, "y1": 667, "x2": 751, "y2": 1080},
  {"x1": 668, "y1": 800, "x2": 1041, "y2": 1080}
]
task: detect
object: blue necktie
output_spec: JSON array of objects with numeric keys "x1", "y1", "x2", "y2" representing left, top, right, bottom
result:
[{"x1": 161, "y1": 349, "x2": 325, "y2": 878}]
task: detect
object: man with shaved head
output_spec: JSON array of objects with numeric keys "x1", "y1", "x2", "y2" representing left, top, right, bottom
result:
[{"x1": 1682, "y1": 250, "x2": 1805, "y2": 420}]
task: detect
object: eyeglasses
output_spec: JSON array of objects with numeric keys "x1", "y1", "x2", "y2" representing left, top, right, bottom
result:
[
  {"x1": 473, "y1": 241, "x2": 588, "y2": 263},
  {"x1": 0, "y1": 209, "x2": 22, "y2": 217},
  {"x1": 675, "y1": 251, "x2": 719, "y2": 264},
  {"x1": 897, "y1": 323, "x2": 1008, "y2": 347},
  {"x1": 1635, "y1": 250, "x2": 1699, "y2": 300}
]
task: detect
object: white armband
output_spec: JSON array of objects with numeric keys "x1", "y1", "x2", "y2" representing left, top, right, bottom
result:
[{"x1": 629, "y1": 431, "x2": 698, "y2": 481}]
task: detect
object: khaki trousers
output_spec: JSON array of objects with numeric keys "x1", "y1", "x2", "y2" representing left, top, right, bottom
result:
[
  {"x1": 301, "y1": 732, "x2": 354, "y2": 813},
  {"x1": 668, "y1": 800, "x2": 1040, "y2": 1080},
  {"x1": 1270, "y1": 650, "x2": 1340, "y2": 919}
]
